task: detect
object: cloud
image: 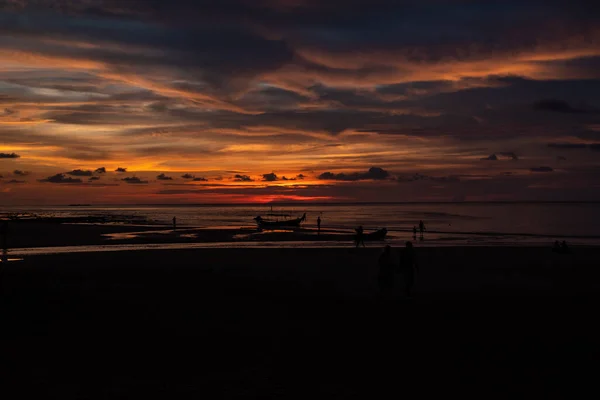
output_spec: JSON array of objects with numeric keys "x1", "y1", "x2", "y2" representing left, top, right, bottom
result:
[
  {"x1": 6, "y1": 179, "x2": 25, "y2": 184},
  {"x1": 13, "y1": 170, "x2": 30, "y2": 176},
  {"x1": 297, "y1": 174, "x2": 305, "y2": 180},
  {"x1": 115, "y1": 167, "x2": 127, "y2": 173},
  {"x1": 0, "y1": 153, "x2": 20, "y2": 159},
  {"x1": 181, "y1": 174, "x2": 195, "y2": 179},
  {"x1": 122, "y1": 176, "x2": 149, "y2": 184},
  {"x1": 497, "y1": 152, "x2": 519, "y2": 161},
  {"x1": 67, "y1": 169, "x2": 93, "y2": 177},
  {"x1": 89, "y1": 176, "x2": 101, "y2": 181},
  {"x1": 480, "y1": 154, "x2": 498, "y2": 161},
  {"x1": 530, "y1": 167, "x2": 554, "y2": 173},
  {"x1": 262, "y1": 172, "x2": 278, "y2": 182},
  {"x1": 95, "y1": 167, "x2": 107, "y2": 174},
  {"x1": 548, "y1": 143, "x2": 600, "y2": 150},
  {"x1": 193, "y1": 177, "x2": 208, "y2": 181},
  {"x1": 318, "y1": 167, "x2": 390, "y2": 181},
  {"x1": 234, "y1": 174, "x2": 254, "y2": 182},
  {"x1": 557, "y1": 156, "x2": 567, "y2": 161},
  {"x1": 533, "y1": 100, "x2": 593, "y2": 114},
  {"x1": 157, "y1": 173, "x2": 174, "y2": 180},
  {"x1": 39, "y1": 173, "x2": 83, "y2": 183}
]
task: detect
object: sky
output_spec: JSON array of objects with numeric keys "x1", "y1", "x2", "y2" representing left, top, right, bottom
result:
[{"x1": 1, "y1": 0, "x2": 600, "y2": 205}]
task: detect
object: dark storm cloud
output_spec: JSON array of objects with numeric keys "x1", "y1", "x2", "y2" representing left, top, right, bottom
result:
[
  {"x1": 234, "y1": 174, "x2": 253, "y2": 182},
  {"x1": 547, "y1": 143, "x2": 600, "y2": 150},
  {"x1": 0, "y1": 153, "x2": 20, "y2": 159},
  {"x1": 13, "y1": 170, "x2": 29, "y2": 176},
  {"x1": 156, "y1": 173, "x2": 173, "y2": 180},
  {"x1": 533, "y1": 100, "x2": 596, "y2": 114},
  {"x1": 318, "y1": 167, "x2": 389, "y2": 181},
  {"x1": 95, "y1": 167, "x2": 107, "y2": 174},
  {"x1": 480, "y1": 154, "x2": 498, "y2": 161},
  {"x1": 262, "y1": 172, "x2": 278, "y2": 182},
  {"x1": 39, "y1": 173, "x2": 83, "y2": 183},
  {"x1": 530, "y1": 167, "x2": 554, "y2": 173},
  {"x1": 115, "y1": 167, "x2": 127, "y2": 173},
  {"x1": 122, "y1": 176, "x2": 148, "y2": 184},
  {"x1": 497, "y1": 152, "x2": 519, "y2": 160},
  {"x1": 67, "y1": 169, "x2": 93, "y2": 177}
]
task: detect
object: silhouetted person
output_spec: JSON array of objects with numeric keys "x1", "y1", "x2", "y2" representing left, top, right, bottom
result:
[
  {"x1": 355, "y1": 225, "x2": 365, "y2": 248},
  {"x1": 560, "y1": 240, "x2": 571, "y2": 254},
  {"x1": 1, "y1": 220, "x2": 8, "y2": 263},
  {"x1": 413, "y1": 226, "x2": 417, "y2": 240},
  {"x1": 317, "y1": 216, "x2": 321, "y2": 236},
  {"x1": 172, "y1": 216, "x2": 177, "y2": 230},
  {"x1": 378, "y1": 245, "x2": 394, "y2": 294},
  {"x1": 398, "y1": 241, "x2": 418, "y2": 297},
  {"x1": 552, "y1": 241, "x2": 561, "y2": 253}
]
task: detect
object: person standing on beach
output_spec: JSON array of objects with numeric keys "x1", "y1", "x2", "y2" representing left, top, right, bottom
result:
[
  {"x1": 378, "y1": 245, "x2": 394, "y2": 294},
  {"x1": 413, "y1": 226, "x2": 417, "y2": 240},
  {"x1": 355, "y1": 225, "x2": 365, "y2": 248},
  {"x1": 1, "y1": 220, "x2": 8, "y2": 263},
  {"x1": 317, "y1": 216, "x2": 321, "y2": 236},
  {"x1": 398, "y1": 241, "x2": 418, "y2": 297},
  {"x1": 419, "y1": 220, "x2": 425, "y2": 241},
  {"x1": 172, "y1": 216, "x2": 177, "y2": 230}
]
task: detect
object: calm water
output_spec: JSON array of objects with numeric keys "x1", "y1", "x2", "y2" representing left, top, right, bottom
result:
[{"x1": 5, "y1": 203, "x2": 600, "y2": 248}]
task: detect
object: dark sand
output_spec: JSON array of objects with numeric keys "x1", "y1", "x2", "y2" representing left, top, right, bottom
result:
[{"x1": 1, "y1": 247, "x2": 599, "y2": 398}]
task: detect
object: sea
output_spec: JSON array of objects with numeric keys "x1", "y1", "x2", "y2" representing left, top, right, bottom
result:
[{"x1": 4, "y1": 203, "x2": 600, "y2": 251}]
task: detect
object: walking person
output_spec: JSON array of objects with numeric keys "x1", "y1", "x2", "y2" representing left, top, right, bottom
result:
[
  {"x1": 412, "y1": 225, "x2": 417, "y2": 241},
  {"x1": 355, "y1": 225, "x2": 365, "y2": 248},
  {"x1": 398, "y1": 241, "x2": 418, "y2": 297},
  {"x1": 172, "y1": 216, "x2": 177, "y2": 230},
  {"x1": 419, "y1": 220, "x2": 425, "y2": 241},
  {"x1": 317, "y1": 216, "x2": 321, "y2": 236}
]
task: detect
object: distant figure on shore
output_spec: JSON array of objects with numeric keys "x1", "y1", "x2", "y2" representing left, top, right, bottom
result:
[
  {"x1": 413, "y1": 226, "x2": 417, "y2": 240},
  {"x1": 355, "y1": 225, "x2": 365, "y2": 248},
  {"x1": 552, "y1": 241, "x2": 561, "y2": 253},
  {"x1": 398, "y1": 241, "x2": 418, "y2": 297},
  {"x1": 378, "y1": 245, "x2": 394, "y2": 294},
  {"x1": 172, "y1": 216, "x2": 177, "y2": 230},
  {"x1": 553, "y1": 240, "x2": 572, "y2": 254},
  {"x1": 419, "y1": 220, "x2": 425, "y2": 241},
  {"x1": 1, "y1": 220, "x2": 8, "y2": 263},
  {"x1": 317, "y1": 216, "x2": 321, "y2": 236}
]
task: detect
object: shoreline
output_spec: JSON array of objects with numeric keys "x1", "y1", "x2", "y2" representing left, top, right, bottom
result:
[{"x1": 2, "y1": 219, "x2": 596, "y2": 252}]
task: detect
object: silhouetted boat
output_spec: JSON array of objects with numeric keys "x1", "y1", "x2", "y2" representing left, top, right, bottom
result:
[
  {"x1": 254, "y1": 213, "x2": 306, "y2": 229},
  {"x1": 364, "y1": 228, "x2": 388, "y2": 241}
]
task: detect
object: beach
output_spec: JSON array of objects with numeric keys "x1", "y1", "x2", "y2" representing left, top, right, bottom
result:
[{"x1": 2, "y1": 246, "x2": 599, "y2": 397}]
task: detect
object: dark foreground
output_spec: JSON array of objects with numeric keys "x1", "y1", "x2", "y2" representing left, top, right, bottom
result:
[{"x1": 1, "y1": 247, "x2": 599, "y2": 398}]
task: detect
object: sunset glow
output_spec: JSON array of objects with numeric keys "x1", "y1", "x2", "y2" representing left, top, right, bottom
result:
[{"x1": 1, "y1": 1, "x2": 600, "y2": 204}]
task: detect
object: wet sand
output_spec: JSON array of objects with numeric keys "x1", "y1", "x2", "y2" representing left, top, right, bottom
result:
[{"x1": 1, "y1": 247, "x2": 599, "y2": 398}]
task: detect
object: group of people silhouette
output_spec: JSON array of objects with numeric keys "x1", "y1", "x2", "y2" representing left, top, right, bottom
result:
[
  {"x1": 378, "y1": 242, "x2": 418, "y2": 297},
  {"x1": 552, "y1": 240, "x2": 571, "y2": 254},
  {"x1": 413, "y1": 220, "x2": 425, "y2": 241}
]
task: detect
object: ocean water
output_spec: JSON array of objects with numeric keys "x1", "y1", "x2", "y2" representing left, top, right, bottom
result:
[{"x1": 4, "y1": 203, "x2": 600, "y2": 249}]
